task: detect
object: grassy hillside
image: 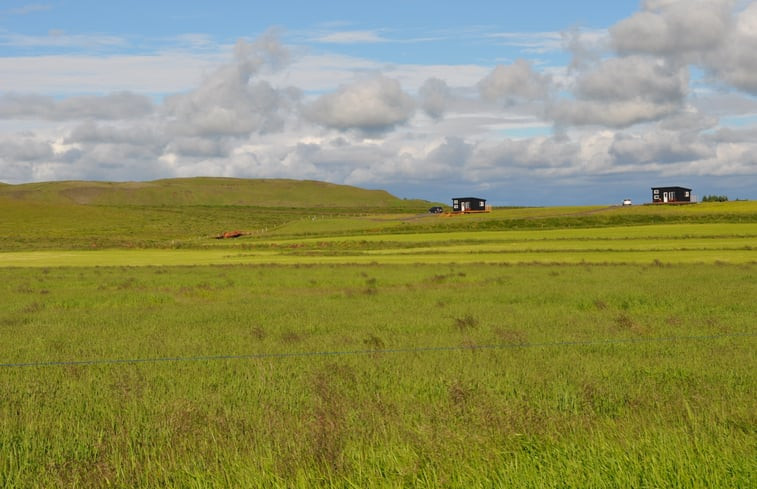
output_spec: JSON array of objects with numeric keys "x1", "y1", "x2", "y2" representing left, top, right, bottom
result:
[
  {"x1": 0, "y1": 177, "x2": 430, "y2": 208},
  {"x1": 1, "y1": 191, "x2": 756, "y2": 251},
  {"x1": 0, "y1": 177, "x2": 439, "y2": 250}
]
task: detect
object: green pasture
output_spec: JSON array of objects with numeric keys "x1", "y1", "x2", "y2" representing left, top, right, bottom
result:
[
  {"x1": 259, "y1": 201, "x2": 757, "y2": 238},
  {"x1": 1, "y1": 263, "x2": 755, "y2": 487},
  {"x1": 2, "y1": 191, "x2": 757, "y2": 251},
  {"x1": 1, "y1": 222, "x2": 755, "y2": 267},
  {"x1": 1, "y1": 187, "x2": 755, "y2": 487}
]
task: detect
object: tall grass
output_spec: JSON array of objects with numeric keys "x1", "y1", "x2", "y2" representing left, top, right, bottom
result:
[{"x1": 1, "y1": 263, "x2": 754, "y2": 487}]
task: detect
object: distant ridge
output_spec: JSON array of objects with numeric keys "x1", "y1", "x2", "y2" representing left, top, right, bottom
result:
[{"x1": 0, "y1": 177, "x2": 424, "y2": 208}]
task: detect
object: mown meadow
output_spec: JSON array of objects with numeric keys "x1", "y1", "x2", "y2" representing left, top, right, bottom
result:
[{"x1": 1, "y1": 179, "x2": 755, "y2": 487}]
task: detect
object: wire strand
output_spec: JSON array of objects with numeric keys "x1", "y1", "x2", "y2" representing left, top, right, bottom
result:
[{"x1": 1, "y1": 332, "x2": 754, "y2": 369}]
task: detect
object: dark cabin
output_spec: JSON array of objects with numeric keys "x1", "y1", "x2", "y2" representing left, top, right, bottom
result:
[
  {"x1": 452, "y1": 197, "x2": 487, "y2": 213},
  {"x1": 651, "y1": 186, "x2": 692, "y2": 204}
]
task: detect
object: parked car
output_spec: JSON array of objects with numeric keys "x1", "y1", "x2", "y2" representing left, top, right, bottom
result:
[
  {"x1": 622, "y1": 199, "x2": 632, "y2": 206},
  {"x1": 428, "y1": 206, "x2": 444, "y2": 213}
]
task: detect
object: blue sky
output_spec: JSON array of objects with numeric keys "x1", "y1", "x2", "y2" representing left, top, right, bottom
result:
[{"x1": 1, "y1": 0, "x2": 756, "y2": 205}]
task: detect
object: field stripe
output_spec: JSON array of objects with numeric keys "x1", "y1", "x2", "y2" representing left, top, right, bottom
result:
[
  {"x1": 1, "y1": 222, "x2": 755, "y2": 266},
  {"x1": 1, "y1": 249, "x2": 755, "y2": 266}
]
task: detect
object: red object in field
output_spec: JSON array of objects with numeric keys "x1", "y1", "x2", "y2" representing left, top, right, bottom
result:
[{"x1": 215, "y1": 230, "x2": 243, "y2": 239}]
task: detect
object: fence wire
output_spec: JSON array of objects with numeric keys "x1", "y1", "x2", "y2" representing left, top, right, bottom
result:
[{"x1": 1, "y1": 332, "x2": 754, "y2": 369}]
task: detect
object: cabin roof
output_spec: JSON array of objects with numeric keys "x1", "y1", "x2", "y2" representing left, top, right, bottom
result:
[{"x1": 651, "y1": 186, "x2": 691, "y2": 191}]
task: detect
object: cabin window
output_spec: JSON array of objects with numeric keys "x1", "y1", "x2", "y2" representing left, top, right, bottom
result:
[{"x1": 685, "y1": 191, "x2": 690, "y2": 197}]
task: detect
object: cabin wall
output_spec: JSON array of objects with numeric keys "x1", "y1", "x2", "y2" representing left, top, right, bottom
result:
[
  {"x1": 452, "y1": 198, "x2": 487, "y2": 211},
  {"x1": 652, "y1": 187, "x2": 691, "y2": 203}
]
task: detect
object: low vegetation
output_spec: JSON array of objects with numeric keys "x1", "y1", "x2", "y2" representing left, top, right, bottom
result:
[
  {"x1": 2, "y1": 180, "x2": 756, "y2": 252},
  {"x1": 701, "y1": 194, "x2": 730, "y2": 202},
  {"x1": 0, "y1": 178, "x2": 755, "y2": 487},
  {"x1": 1, "y1": 263, "x2": 754, "y2": 487}
]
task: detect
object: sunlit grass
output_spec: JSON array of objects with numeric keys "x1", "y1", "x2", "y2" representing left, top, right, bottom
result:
[
  {"x1": 1, "y1": 222, "x2": 754, "y2": 267},
  {"x1": 2, "y1": 196, "x2": 756, "y2": 251},
  {"x1": 1, "y1": 263, "x2": 754, "y2": 487},
  {"x1": 0, "y1": 196, "x2": 755, "y2": 487}
]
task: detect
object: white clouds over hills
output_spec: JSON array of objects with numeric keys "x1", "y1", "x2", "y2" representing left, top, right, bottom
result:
[{"x1": 0, "y1": 0, "x2": 756, "y2": 204}]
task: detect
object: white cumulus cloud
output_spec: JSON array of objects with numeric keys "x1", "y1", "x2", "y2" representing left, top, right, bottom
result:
[{"x1": 303, "y1": 74, "x2": 415, "y2": 132}]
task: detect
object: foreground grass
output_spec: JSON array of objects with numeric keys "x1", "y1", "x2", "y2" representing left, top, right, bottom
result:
[{"x1": 1, "y1": 263, "x2": 754, "y2": 487}]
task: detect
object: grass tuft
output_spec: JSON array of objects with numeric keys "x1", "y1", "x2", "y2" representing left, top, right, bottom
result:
[{"x1": 453, "y1": 314, "x2": 479, "y2": 331}]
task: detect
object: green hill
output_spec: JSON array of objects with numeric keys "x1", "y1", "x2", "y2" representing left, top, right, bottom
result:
[
  {"x1": 0, "y1": 177, "x2": 439, "y2": 250},
  {"x1": 1, "y1": 177, "x2": 754, "y2": 252},
  {"x1": 0, "y1": 177, "x2": 429, "y2": 208}
]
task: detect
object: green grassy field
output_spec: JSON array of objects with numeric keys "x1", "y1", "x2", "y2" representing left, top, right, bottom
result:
[
  {"x1": 1, "y1": 222, "x2": 754, "y2": 267},
  {"x1": 2, "y1": 178, "x2": 756, "y2": 252},
  {"x1": 1, "y1": 264, "x2": 755, "y2": 488},
  {"x1": 0, "y1": 179, "x2": 755, "y2": 488}
]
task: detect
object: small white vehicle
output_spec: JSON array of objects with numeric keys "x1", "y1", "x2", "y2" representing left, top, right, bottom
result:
[{"x1": 622, "y1": 199, "x2": 632, "y2": 206}]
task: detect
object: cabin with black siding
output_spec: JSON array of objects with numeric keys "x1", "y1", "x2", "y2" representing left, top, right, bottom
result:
[
  {"x1": 651, "y1": 186, "x2": 692, "y2": 204},
  {"x1": 452, "y1": 197, "x2": 488, "y2": 213}
]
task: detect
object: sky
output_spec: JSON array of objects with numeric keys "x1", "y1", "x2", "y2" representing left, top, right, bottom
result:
[{"x1": 1, "y1": 0, "x2": 756, "y2": 206}]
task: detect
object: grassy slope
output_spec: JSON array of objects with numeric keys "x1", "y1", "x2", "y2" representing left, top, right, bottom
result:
[
  {"x1": 0, "y1": 177, "x2": 432, "y2": 208},
  {"x1": 0, "y1": 177, "x2": 434, "y2": 208},
  {"x1": 0, "y1": 177, "x2": 438, "y2": 250},
  {"x1": 2, "y1": 190, "x2": 756, "y2": 251}
]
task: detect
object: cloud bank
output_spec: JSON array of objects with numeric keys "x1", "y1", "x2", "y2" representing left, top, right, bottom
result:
[{"x1": 1, "y1": 1, "x2": 756, "y2": 204}]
